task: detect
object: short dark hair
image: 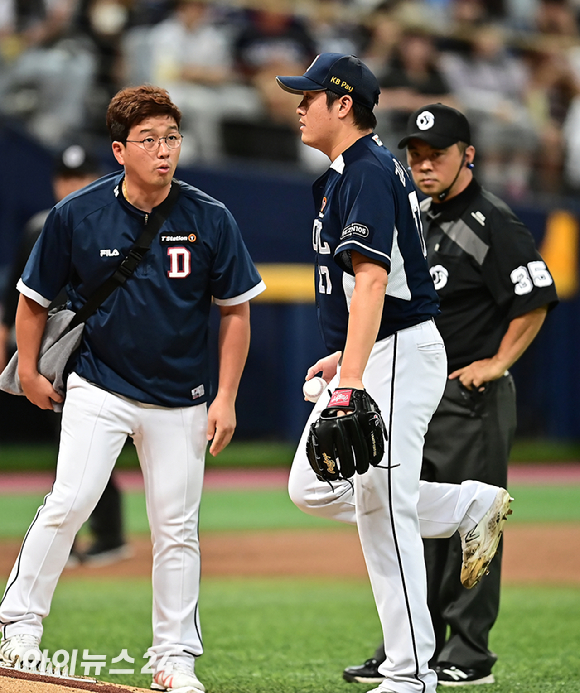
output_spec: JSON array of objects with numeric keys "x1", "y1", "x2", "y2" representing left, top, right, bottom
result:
[
  {"x1": 325, "y1": 90, "x2": 377, "y2": 131},
  {"x1": 106, "y1": 85, "x2": 182, "y2": 143}
]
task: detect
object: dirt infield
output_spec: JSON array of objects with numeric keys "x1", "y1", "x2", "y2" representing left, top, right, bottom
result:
[
  {"x1": 0, "y1": 667, "x2": 149, "y2": 693},
  {"x1": 1, "y1": 523, "x2": 578, "y2": 584}
]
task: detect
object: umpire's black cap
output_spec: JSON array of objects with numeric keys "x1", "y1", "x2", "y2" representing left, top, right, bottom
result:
[
  {"x1": 276, "y1": 53, "x2": 380, "y2": 110},
  {"x1": 398, "y1": 103, "x2": 471, "y2": 149},
  {"x1": 54, "y1": 144, "x2": 101, "y2": 178}
]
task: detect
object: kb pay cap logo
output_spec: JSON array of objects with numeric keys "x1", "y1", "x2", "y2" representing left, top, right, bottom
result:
[{"x1": 416, "y1": 111, "x2": 435, "y2": 130}]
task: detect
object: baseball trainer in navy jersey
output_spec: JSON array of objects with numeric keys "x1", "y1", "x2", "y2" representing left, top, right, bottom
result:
[{"x1": 0, "y1": 85, "x2": 265, "y2": 689}]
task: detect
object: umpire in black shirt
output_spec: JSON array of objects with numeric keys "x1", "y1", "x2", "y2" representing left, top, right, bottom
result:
[{"x1": 343, "y1": 104, "x2": 558, "y2": 686}]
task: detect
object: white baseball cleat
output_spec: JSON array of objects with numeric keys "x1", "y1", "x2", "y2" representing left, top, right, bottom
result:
[
  {"x1": 460, "y1": 488, "x2": 513, "y2": 589},
  {"x1": 0, "y1": 634, "x2": 45, "y2": 670},
  {"x1": 367, "y1": 684, "x2": 396, "y2": 693},
  {"x1": 151, "y1": 661, "x2": 206, "y2": 693}
]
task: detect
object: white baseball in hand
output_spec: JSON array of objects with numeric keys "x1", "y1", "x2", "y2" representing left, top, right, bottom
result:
[{"x1": 303, "y1": 376, "x2": 327, "y2": 403}]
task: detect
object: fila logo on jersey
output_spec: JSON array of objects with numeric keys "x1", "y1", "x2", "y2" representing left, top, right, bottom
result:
[
  {"x1": 340, "y1": 223, "x2": 369, "y2": 240},
  {"x1": 100, "y1": 249, "x2": 120, "y2": 257},
  {"x1": 430, "y1": 264, "x2": 449, "y2": 290}
]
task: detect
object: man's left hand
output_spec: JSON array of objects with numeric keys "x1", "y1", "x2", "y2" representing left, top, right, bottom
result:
[{"x1": 207, "y1": 395, "x2": 236, "y2": 456}]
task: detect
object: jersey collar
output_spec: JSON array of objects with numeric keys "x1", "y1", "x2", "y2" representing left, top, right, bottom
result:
[
  {"x1": 114, "y1": 174, "x2": 150, "y2": 221},
  {"x1": 330, "y1": 154, "x2": 345, "y2": 174},
  {"x1": 426, "y1": 178, "x2": 482, "y2": 222},
  {"x1": 329, "y1": 133, "x2": 376, "y2": 174}
]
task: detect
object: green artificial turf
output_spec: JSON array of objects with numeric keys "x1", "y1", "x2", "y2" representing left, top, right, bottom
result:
[
  {"x1": 1, "y1": 578, "x2": 578, "y2": 692},
  {"x1": 0, "y1": 440, "x2": 297, "y2": 472},
  {"x1": 0, "y1": 488, "x2": 340, "y2": 539},
  {"x1": 0, "y1": 437, "x2": 579, "y2": 472},
  {"x1": 489, "y1": 586, "x2": 580, "y2": 691},
  {"x1": 509, "y1": 438, "x2": 580, "y2": 463},
  {"x1": 1, "y1": 484, "x2": 580, "y2": 539},
  {"x1": 505, "y1": 485, "x2": 580, "y2": 523}
]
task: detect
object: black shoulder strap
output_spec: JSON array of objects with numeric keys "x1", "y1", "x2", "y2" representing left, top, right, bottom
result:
[{"x1": 70, "y1": 180, "x2": 181, "y2": 328}]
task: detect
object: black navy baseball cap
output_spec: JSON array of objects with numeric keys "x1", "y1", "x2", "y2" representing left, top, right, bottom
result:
[
  {"x1": 276, "y1": 53, "x2": 380, "y2": 110},
  {"x1": 398, "y1": 103, "x2": 471, "y2": 149},
  {"x1": 55, "y1": 144, "x2": 101, "y2": 178}
]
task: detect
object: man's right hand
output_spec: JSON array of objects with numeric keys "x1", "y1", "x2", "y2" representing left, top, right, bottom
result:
[
  {"x1": 19, "y1": 370, "x2": 64, "y2": 410},
  {"x1": 306, "y1": 351, "x2": 341, "y2": 384}
]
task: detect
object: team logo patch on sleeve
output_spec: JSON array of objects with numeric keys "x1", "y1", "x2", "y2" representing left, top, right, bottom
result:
[
  {"x1": 160, "y1": 233, "x2": 197, "y2": 244},
  {"x1": 340, "y1": 223, "x2": 369, "y2": 240}
]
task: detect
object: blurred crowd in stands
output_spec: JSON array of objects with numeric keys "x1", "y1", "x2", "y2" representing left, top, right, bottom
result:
[{"x1": 2, "y1": 0, "x2": 580, "y2": 198}]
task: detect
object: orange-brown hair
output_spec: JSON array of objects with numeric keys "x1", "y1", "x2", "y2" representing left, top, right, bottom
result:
[{"x1": 106, "y1": 85, "x2": 182, "y2": 143}]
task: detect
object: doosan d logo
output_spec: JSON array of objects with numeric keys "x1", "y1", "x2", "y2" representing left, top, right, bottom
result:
[
  {"x1": 430, "y1": 264, "x2": 449, "y2": 290},
  {"x1": 416, "y1": 111, "x2": 435, "y2": 130}
]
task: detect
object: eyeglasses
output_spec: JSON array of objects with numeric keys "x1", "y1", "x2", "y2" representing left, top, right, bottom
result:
[{"x1": 125, "y1": 134, "x2": 183, "y2": 152}]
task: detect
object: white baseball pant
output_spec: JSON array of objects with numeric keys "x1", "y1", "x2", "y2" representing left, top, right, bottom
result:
[
  {"x1": 290, "y1": 320, "x2": 499, "y2": 693},
  {"x1": 0, "y1": 373, "x2": 207, "y2": 667}
]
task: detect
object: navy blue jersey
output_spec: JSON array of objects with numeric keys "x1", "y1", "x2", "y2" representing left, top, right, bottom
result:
[
  {"x1": 19, "y1": 172, "x2": 265, "y2": 407},
  {"x1": 311, "y1": 134, "x2": 439, "y2": 353}
]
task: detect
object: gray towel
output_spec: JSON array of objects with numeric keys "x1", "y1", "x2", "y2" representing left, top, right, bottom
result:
[{"x1": 0, "y1": 309, "x2": 84, "y2": 412}]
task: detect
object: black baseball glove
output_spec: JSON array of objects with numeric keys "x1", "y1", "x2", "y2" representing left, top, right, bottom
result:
[{"x1": 306, "y1": 388, "x2": 387, "y2": 481}]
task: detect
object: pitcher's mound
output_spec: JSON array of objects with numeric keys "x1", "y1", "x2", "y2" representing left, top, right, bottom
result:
[{"x1": 0, "y1": 666, "x2": 150, "y2": 693}]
